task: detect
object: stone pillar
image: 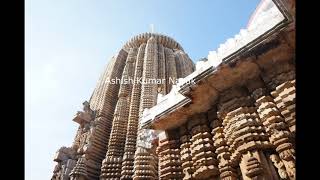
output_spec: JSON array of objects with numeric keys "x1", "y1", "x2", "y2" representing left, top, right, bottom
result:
[
  {"x1": 165, "y1": 47, "x2": 177, "y2": 93},
  {"x1": 179, "y1": 125, "x2": 194, "y2": 180},
  {"x1": 133, "y1": 36, "x2": 159, "y2": 180},
  {"x1": 188, "y1": 113, "x2": 219, "y2": 179},
  {"x1": 252, "y1": 87, "x2": 295, "y2": 179},
  {"x1": 101, "y1": 48, "x2": 138, "y2": 179},
  {"x1": 217, "y1": 87, "x2": 273, "y2": 180},
  {"x1": 270, "y1": 80, "x2": 296, "y2": 134},
  {"x1": 121, "y1": 43, "x2": 147, "y2": 180},
  {"x1": 133, "y1": 146, "x2": 158, "y2": 180},
  {"x1": 157, "y1": 130, "x2": 183, "y2": 179},
  {"x1": 224, "y1": 107, "x2": 272, "y2": 180},
  {"x1": 259, "y1": 59, "x2": 295, "y2": 135},
  {"x1": 210, "y1": 109, "x2": 237, "y2": 180}
]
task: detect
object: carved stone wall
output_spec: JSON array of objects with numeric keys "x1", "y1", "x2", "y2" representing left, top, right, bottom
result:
[{"x1": 159, "y1": 72, "x2": 295, "y2": 180}]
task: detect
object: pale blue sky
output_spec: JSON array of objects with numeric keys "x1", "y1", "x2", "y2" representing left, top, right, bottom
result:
[{"x1": 25, "y1": 0, "x2": 260, "y2": 179}]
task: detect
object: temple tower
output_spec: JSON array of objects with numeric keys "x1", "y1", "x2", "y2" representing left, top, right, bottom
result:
[{"x1": 51, "y1": 33, "x2": 195, "y2": 180}]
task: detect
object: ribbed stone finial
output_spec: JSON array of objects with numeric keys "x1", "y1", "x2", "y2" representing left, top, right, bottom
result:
[
  {"x1": 147, "y1": 36, "x2": 156, "y2": 43},
  {"x1": 123, "y1": 33, "x2": 183, "y2": 52}
]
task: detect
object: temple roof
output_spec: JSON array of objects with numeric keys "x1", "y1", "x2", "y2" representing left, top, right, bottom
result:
[
  {"x1": 122, "y1": 32, "x2": 183, "y2": 52},
  {"x1": 140, "y1": 0, "x2": 294, "y2": 130}
]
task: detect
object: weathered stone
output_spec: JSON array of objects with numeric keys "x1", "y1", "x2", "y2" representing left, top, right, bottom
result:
[{"x1": 52, "y1": 1, "x2": 296, "y2": 179}]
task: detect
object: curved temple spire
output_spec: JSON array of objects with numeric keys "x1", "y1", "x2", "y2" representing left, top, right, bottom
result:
[{"x1": 51, "y1": 33, "x2": 195, "y2": 180}]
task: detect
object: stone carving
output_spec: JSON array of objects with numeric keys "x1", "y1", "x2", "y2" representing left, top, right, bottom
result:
[
  {"x1": 214, "y1": 86, "x2": 276, "y2": 180},
  {"x1": 52, "y1": 2, "x2": 296, "y2": 177},
  {"x1": 100, "y1": 47, "x2": 138, "y2": 179},
  {"x1": 188, "y1": 113, "x2": 219, "y2": 179},
  {"x1": 51, "y1": 147, "x2": 77, "y2": 180},
  {"x1": 254, "y1": 88, "x2": 295, "y2": 180},
  {"x1": 133, "y1": 36, "x2": 159, "y2": 180},
  {"x1": 133, "y1": 147, "x2": 158, "y2": 180},
  {"x1": 73, "y1": 101, "x2": 95, "y2": 126},
  {"x1": 224, "y1": 106, "x2": 272, "y2": 180},
  {"x1": 269, "y1": 154, "x2": 289, "y2": 179},
  {"x1": 244, "y1": 153, "x2": 264, "y2": 179},
  {"x1": 179, "y1": 125, "x2": 194, "y2": 179},
  {"x1": 121, "y1": 44, "x2": 147, "y2": 180},
  {"x1": 211, "y1": 117, "x2": 237, "y2": 180},
  {"x1": 165, "y1": 47, "x2": 177, "y2": 93},
  {"x1": 157, "y1": 131, "x2": 183, "y2": 179},
  {"x1": 69, "y1": 156, "x2": 89, "y2": 180},
  {"x1": 81, "y1": 50, "x2": 129, "y2": 179},
  {"x1": 158, "y1": 44, "x2": 167, "y2": 95},
  {"x1": 271, "y1": 80, "x2": 296, "y2": 134},
  {"x1": 49, "y1": 33, "x2": 194, "y2": 180}
]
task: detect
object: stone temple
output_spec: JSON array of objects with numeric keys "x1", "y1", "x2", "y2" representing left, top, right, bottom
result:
[{"x1": 51, "y1": 0, "x2": 295, "y2": 179}]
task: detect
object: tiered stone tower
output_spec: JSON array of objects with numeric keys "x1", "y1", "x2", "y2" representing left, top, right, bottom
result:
[{"x1": 51, "y1": 33, "x2": 195, "y2": 180}]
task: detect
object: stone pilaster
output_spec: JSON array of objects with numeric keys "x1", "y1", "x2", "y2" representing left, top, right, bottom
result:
[
  {"x1": 179, "y1": 125, "x2": 194, "y2": 180},
  {"x1": 271, "y1": 80, "x2": 296, "y2": 134},
  {"x1": 188, "y1": 113, "x2": 219, "y2": 179},
  {"x1": 89, "y1": 57, "x2": 116, "y2": 111},
  {"x1": 210, "y1": 108, "x2": 237, "y2": 180},
  {"x1": 254, "y1": 90, "x2": 295, "y2": 180},
  {"x1": 217, "y1": 87, "x2": 273, "y2": 180},
  {"x1": 133, "y1": 147, "x2": 157, "y2": 180},
  {"x1": 223, "y1": 107, "x2": 272, "y2": 180},
  {"x1": 157, "y1": 130, "x2": 183, "y2": 179}
]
